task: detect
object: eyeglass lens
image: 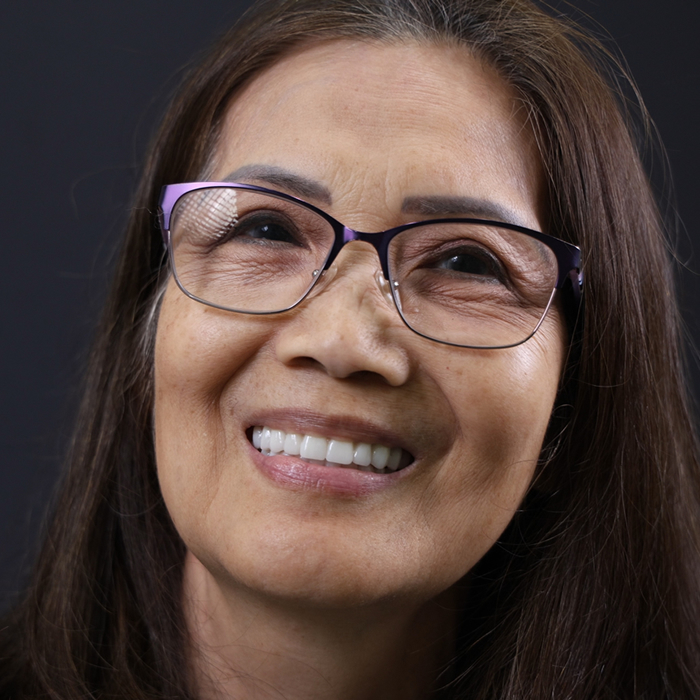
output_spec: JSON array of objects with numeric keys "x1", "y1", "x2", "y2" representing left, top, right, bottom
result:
[{"x1": 168, "y1": 187, "x2": 558, "y2": 348}]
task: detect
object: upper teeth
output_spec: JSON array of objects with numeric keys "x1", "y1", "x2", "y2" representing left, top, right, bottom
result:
[{"x1": 252, "y1": 426, "x2": 406, "y2": 472}]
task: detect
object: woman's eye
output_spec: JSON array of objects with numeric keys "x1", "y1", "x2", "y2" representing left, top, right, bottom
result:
[
  {"x1": 433, "y1": 248, "x2": 504, "y2": 282},
  {"x1": 235, "y1": 221, "x2": 297, "y2": 244},
  {"x1": 220, "y1": 212, "x2": 303, "y2": 247}
]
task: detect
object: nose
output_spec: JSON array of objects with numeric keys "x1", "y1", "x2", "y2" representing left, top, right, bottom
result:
[{"x1": 273, "y1": 245, "x2": 412, "y2": 386}]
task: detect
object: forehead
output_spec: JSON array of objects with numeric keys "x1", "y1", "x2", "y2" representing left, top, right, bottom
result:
[{"x1": 213, "y1": 40, "x2": 543, "y2": 230}]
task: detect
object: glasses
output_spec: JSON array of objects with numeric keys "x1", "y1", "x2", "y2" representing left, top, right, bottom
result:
[{"x1": 158, "y1": 183, "x2": 583, "y2": 349}]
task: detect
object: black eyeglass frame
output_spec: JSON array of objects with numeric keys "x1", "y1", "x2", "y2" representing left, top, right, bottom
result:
[{"x1": 158, "y1": 181, "x2": 584, "y2": 349}]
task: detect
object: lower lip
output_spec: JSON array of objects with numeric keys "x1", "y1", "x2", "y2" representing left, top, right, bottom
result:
[{"x1": 248, "y1": 441, "x2": 408, "y2": 496}]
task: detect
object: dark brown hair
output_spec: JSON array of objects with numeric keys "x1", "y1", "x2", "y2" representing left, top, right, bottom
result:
[{"x1": 2, "y1": 1, "x2": 699, "y2": 698}]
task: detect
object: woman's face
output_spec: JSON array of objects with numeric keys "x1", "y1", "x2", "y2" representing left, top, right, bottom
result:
[{"x1": 154, "y1": 41, "x2": 565, "y2": 608}]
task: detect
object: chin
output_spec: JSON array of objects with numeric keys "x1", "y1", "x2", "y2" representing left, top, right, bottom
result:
[{"x1": 184, "y1": 520, "x2": 459, "y2": 612}]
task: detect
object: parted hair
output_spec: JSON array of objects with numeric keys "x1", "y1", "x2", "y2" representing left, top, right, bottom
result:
[{"x1": 2, "y1": 0, "x2": 699, "y2": 698}]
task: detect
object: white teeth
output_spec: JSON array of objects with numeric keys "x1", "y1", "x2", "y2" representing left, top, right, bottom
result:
[
  {"x1": 353, "y1": 442, "x2": 372, "y2": 467},
  {"x1": 283, "y1": 432, "x2": 301, "y2": 455},
  {"x1": 326, "y1": 439, "x2": 354, "y2": 465},
  {"x1": 371, "y1": 445, "x2": 389, "y2": 470},
  {"x1": 251, "y1": 426, "x2": 409, "y2": 473},
  {"x1": 270, "y1": 429, "x2": 285, "y2": 453},
  {"x1": 300, "y1": 435, "x2": 328, "y2": 461},
  {"x1": 261, "y1": 427, "x2": 271, "y2": 451}
]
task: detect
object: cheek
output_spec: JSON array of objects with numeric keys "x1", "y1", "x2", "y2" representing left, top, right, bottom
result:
[
  {"x1": 155, "y1": 289, "x2": 260, "y2": 399},
  {"x1": 427, "y1": 323, "x2": 563, "y2": 525},
  {"x1": 442, "y1": 343, "x2": 559, "y2": 453},
  {"x1": 152, "y1": 287, "x2": 270, "y2": 530},
  {"x1": 153, "y1": 276, "x2": 294, "y2": 408}
]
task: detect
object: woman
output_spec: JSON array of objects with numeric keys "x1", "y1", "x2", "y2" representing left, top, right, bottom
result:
[{"x1": 2, "y1": 0, "x2": 699, "y2": 698}]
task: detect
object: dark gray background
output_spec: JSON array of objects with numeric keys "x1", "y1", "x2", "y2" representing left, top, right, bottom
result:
[{"x1": 1, "y1": 1, "x2": 699, "y2": 609}]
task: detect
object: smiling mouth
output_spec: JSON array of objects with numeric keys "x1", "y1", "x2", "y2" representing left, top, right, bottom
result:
[{"x1": 250, "y1": 426, "x2": 414, "y2": 474}]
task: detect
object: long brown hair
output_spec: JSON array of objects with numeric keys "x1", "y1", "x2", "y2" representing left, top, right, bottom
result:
[{"x1": 2, "y1": 1, "x2": 699, "y2": 697}]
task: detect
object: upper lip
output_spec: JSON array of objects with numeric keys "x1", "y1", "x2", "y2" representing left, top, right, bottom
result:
[{"x1": 245, "y1": 408, "x2": 417, "y2": 458}]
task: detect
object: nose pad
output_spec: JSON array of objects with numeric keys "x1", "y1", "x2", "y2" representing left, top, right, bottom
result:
[
  {"x1": 375, "y1": 269, "x2": 395, "y2": 308},
  {"x1": 313, "y1": 264, "x2": 337, "y2": 293}
]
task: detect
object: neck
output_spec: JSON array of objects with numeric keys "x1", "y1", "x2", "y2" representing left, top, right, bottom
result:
[{"x1": 182, "y1": 551, "x2": 459, "y2": 700}]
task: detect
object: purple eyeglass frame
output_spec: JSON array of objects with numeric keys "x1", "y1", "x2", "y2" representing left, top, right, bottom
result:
[{"x1": 158, "y1": 182, "x2": 584, "y2": 347}]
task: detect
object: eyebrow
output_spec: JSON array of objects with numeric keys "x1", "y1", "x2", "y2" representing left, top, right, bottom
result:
[
  {"x1": 222, "y1": 165, "x2": 333, "y2": 205},
  {"x1": 221, "y1": 165, "x2": 527, "y2": 227},
  {"x1": 401, "y1": 195, "x2": 526, "y2": 226}
]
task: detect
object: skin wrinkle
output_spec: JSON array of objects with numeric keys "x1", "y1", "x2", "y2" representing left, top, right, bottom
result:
[
  {"x1": 154, "y1": 40, "x2": 565, "y2": 700},
  {"x1": 224, "y1": 165, "x2": 334, "y2": 205}
]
